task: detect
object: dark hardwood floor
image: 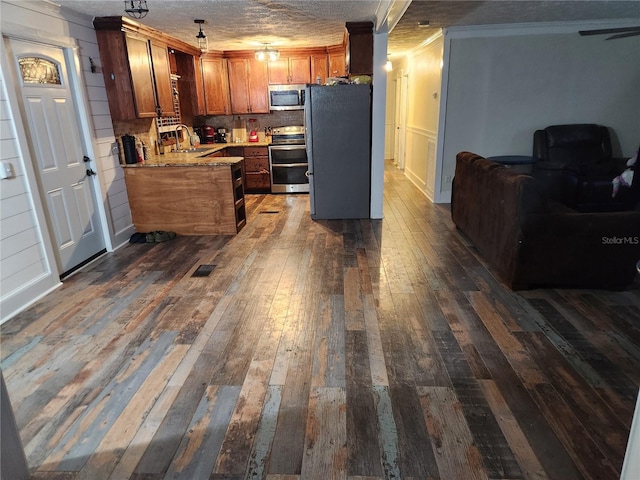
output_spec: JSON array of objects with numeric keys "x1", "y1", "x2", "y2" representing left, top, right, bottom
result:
[{"x1": 2, "y1": 162, "x2": 639, "y2": 480}]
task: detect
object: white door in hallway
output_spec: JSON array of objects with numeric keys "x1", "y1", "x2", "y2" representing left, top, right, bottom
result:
[
  {"x1": 6, "y1": 38, "x2": 105, "y2": 275},
  {"x1": 394, "y1": 69, "x2": 407, "y2": 170}
]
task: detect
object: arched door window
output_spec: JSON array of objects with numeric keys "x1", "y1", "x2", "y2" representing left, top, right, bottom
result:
[{"x1": 18, "y1": 56, "x2": 61, "y2": 85}]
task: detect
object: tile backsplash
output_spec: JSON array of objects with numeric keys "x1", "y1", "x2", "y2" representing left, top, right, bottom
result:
[{"x1": 198, "y1": 110, "x2": 305, "y2": 133}]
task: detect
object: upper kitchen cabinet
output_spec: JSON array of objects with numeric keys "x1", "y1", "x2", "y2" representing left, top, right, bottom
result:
[
  {"x1": 172, "y1": 50, "x2": 206, "y2": 120},
  {"x1": 268, "y1": 55, "x2": 311, "y2": 84},
  {"x1": 202, "y1": 56, "x2": 231, "y2": 115},
  {"x1": 328, "y1": 45, "x2": 347, "y2": 77},
  {"x1": 227, "y1": 57, "x2": 269, "y2": 114},
  {"x1": 94, "y1": 17, "x2": 202, "y2": 121},
  {"x1": 148, "y1": 41, "x2": 174, "y2": 115},
  {"x1": 311, "y1": 54, "x2": 328, "y2": 84},
  {"x1": 346, "y1": 22, "x2": 373, "y2": 76}
]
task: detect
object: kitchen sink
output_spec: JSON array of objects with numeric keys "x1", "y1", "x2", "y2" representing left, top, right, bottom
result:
[{"x1": 175, "y1": 147, "x2": 214, "y2": 153}]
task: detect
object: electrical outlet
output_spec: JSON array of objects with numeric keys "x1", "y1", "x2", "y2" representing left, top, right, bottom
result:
[
  {"x1": 444, "y1": 175, "x2": 452, "y2": 184},
  {"x1": 111, "y1": 142, "x2": 120, "y2": 155},
  {"x1": 0, "y1": 161, "x2": 15, "y2": 179}
]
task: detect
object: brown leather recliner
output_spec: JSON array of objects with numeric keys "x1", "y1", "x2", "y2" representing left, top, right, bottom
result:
[{"x1": 532, "y1": 124, "x2": 633, "y2": 212}]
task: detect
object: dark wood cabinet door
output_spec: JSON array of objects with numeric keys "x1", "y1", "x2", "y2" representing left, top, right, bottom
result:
[
  {"x1": 202, "y1": 57, "x2": 230, "y2": 115},
  {"x1": 149, "y1": 41, "x2": 174, "y2": 116},
  {"x1": 311, "y1": 54, "x2": 328, "y2": 84},
  {"x1": 243, "y1": 147, "x2": 270, "y2": 192},
  {"x1": 125, "y1": 34, "x2": 157, "y2": 117},
  {"x1": 228, "y1": 58, "x2": 250, "y2": 113},
  {"x1": 268, "y1": 58, "x2": 289, "y2": 84},
  {"x1": 248, "y1": 59, "x2": 269, "y2": 113},
  {"x1": 228, "y1": 59, "x2": 269, "y2": 114},
  {"x1": 329, "y1": 53, "x2": 346, "y2": 77},
  {"x1": 193, "y1": 56, "x2": 206, "y2": 115},
  {"x1": 289, "y1": 56, "x2": 311, "y2": 84}
]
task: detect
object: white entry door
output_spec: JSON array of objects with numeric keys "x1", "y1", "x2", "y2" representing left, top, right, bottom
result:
[{"x1": 7, "y1": 38, "x2": 105, "y2": 275}]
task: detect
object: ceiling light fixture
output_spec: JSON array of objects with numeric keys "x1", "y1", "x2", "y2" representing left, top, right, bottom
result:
[
  {"x1": 255, "y1": 44, "x2": 280, "y2": 62},
  {"x1": 124, "y1": 0, "x2": 149, "y2": 19},
  {"x1": 194, "y1": 19, "x2": 208, "y2": 52}
]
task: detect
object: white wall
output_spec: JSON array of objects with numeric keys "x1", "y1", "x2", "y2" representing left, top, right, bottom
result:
[
  {"x1": 371, "y1": 31, "x2": 388, "y2": 220},
  {"x1": 398, "y1": 34, "x2": 443, "y2": 201},
  {"x1": 0, "y1": 0, "x2": 133, "y2": 323},
  {"x1": 435, "y1": 22, "x2": 640, "y2": 202}
]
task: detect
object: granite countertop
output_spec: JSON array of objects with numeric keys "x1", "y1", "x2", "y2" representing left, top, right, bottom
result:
[{"x1": 122, "y1": 140, "x2": 271, "y2": 167}]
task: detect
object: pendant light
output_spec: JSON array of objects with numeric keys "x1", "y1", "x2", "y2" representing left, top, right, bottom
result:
[
  {"x1": 194, "y1": 19, "x2": 208, "y2": 52},
  {"x1": 254, "y1": 44, "x2": 280, "y2": 62},
  {"x1": 124, "y1": 0, "x2": 149, "y2": 19}
]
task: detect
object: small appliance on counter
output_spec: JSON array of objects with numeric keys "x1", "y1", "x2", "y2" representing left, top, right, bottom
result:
[
  {"x1": 214, "y1": 127, "x2": 228, "y2": 143},
  {"x1": 247, "y1": 119, "x2": 259, "y2": 142},
  {"x1": 195, "y1": 125, "x2": 215, "y2": 144},
  {"x1": 232, "y1": 116, "x2": 246, "y2": 143},
  {"x1": 121, "y1": 134, "x2": 138, "y2": 164}
]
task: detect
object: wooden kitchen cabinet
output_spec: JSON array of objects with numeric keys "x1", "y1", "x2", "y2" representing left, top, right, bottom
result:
[
  {"x1": 173, "y1": 51, "x2": 206, "y2": 120},
  {"x1": 123, "y1": 161, "x2": 246, "y2": 235},
  {"x1": 243, "y1": 146, "x2": 270, "y2": 193},
  {"x1": 94, "y1": 18, "x2": 174, "y2": 120},
  {"x1": 202, "y1": 56, "x2": 231, "y2": 115},
  {"x1": 149, "y1": 41, "x2": 174, "y2": 115},
  {"x1": 268, "y1": 55, "x2": 311, "y2": 84},
  {"x1": 227, "y1": 58, "x2": 269, "y2": 114},
  {"x1": 329, "y1": 52, "x2": 346, "y2": 77},
  {"x1": 311, "y1": 54, "x2": 328, "y2": 84},
  {"x1": 346, "y1": 22, "x2": 373, "y2": 75}
]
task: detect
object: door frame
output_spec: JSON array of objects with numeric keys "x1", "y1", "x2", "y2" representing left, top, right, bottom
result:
[
  {"x1": 2, "y1": 29, "x2": 113, "y2": 278},
  {"x1": 394, "y1": 68, "x2": 408, "y2": 170}
]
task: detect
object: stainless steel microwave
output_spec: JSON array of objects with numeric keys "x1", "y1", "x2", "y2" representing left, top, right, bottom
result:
[{"x1": 268, "y1": 84, "x2": 306, "y2": 111}]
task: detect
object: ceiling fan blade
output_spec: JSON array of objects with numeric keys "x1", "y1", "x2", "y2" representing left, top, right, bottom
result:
[
  {"x1": 579, "y1": 26, "x2": 640, "y2": 36},
  {"x1": 606, "y1": 31, "x2": 640, "y2": 40}
]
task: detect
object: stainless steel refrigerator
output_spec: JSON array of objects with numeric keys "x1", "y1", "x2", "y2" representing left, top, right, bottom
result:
[{"x1": 305, "y1": 84, "x2": 371, "y2": 219}]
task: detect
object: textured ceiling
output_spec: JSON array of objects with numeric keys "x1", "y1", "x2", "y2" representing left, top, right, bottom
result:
[{"x1": 53, "y1": 0, "x2": 640, "y2": 55}]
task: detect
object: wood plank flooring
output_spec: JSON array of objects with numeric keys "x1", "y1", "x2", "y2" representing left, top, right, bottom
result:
[{"x1": 2, "y1": 161, "x2": 639, "y2": 480}]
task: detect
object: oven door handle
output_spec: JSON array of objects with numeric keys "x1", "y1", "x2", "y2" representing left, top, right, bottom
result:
[
  {"x1": 271, "y1": 162, "x2": 309, "y2": 168},
  {"x1": 269, "y1": 145, "x2": 306, "y2": 151}
]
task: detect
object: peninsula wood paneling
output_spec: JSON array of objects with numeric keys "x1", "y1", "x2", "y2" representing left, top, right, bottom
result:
[
  {"x1": 2, "y1": 163, "x2": 639, "y2": 480},
  {"x1": 123, "y1": 165, "x2": 240, "y2": 235}
]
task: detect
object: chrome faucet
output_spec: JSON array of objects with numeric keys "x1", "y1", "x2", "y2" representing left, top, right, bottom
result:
[{"x1": 175, "y1": 124, "x2": 194, "y2": 151}]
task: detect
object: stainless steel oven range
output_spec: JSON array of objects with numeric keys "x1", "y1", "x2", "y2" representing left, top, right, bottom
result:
[{"x1": 269, "y1": 126, "x2": 309, "y2": 193}]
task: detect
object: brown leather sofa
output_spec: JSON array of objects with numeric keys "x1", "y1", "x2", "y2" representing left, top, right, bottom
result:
[{"x1": 451, "y1": 151, "x2": 640, "y2": 290}]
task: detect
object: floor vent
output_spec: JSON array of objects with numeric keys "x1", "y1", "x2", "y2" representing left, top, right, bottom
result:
[
  {"x1": 192, "y1": 264, "x2": 216, "y2": 277},
  {"x1": 260, "y1": 211, "x2": 280, "y2": 214}
]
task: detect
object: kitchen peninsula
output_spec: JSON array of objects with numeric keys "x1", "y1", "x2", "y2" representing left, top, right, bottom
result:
[{"x1": 123, "y1": 149, "x2": 248, "y2": 235}]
